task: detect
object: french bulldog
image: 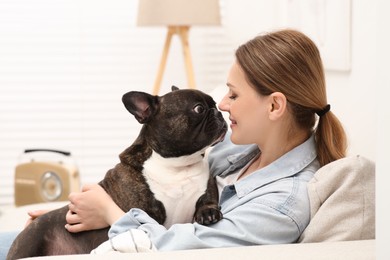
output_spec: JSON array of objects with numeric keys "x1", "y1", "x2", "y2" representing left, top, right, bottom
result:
[{"x1": 7, "y1": 86, "x2": 227, "y2": 259}]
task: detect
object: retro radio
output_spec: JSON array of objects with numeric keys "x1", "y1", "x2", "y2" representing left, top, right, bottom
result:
[{"x1": 14, "y1": 149, "x2": 80, "y2": 206}]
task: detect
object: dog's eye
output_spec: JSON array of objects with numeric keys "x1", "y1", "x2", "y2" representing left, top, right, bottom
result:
[{"x1": 193, "y1": 104, "x2": 205, "y2": 114}]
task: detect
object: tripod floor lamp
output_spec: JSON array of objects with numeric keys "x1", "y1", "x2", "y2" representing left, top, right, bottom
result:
[{"x1": 137, "y1": 0, "x2": 221, "y2": 95}]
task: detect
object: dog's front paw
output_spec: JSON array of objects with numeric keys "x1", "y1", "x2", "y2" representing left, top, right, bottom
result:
[{"x1": 193, "y1": 205, "x2": 222, "y2": 225}]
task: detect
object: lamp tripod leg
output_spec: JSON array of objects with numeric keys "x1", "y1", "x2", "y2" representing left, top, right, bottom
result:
[
  {"x1": 178, "y1": 27, "x2": 196, "y2": 89},
  {"x1": 152, "y1": 27, "x2": 174, "y2": 95}
]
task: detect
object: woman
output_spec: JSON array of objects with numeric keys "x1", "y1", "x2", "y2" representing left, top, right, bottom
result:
[{"x1": 1, "y1": 29, "x2": 347, "y2": 256}]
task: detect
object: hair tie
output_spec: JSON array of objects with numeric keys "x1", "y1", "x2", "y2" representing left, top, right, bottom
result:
[{"x1": 316, "y1": 104, "x2": 331, "y2": 117}]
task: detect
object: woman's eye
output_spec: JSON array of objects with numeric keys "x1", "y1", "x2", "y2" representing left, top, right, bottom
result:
[
  {"x1": 193, "y1": 104, "x2": 205, "y2": 114},
  {"x1": 229, "y1": 95, "x2": 237, "y2": 100}
]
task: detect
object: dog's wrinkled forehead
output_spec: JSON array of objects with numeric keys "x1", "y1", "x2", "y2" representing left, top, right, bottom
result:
[{"x1": 161, "y1": 89, "x2": 216, "y2": 110}]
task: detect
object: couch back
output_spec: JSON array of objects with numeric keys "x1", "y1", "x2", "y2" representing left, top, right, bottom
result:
[{"x1": 299, "y1": 155, "x2": 375, "y2": 242}]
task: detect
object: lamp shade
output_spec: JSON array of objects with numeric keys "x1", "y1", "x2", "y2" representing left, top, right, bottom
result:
[{"x1": 137, "y1": 0, "x2": 221, "y2": 26}]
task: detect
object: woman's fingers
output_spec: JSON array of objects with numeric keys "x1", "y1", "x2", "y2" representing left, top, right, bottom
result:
[
  {"x1": 65, "y1": 222, "x2": 85, "y2": 233},
  {"x1": 24, "y1": 209, "x2": 50, "y2": 228},
  {"x1": 65, "y1": 209, "x2": 81, "y2": 224},
  {"x1": 65, "y1": 210, "x2": 86, "y2": 233},
  {"x1": 27, "y1": 209, "x2": 50, "y2": 219}
]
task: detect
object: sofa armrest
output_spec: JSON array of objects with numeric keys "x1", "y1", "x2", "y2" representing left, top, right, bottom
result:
[{"x1": 0, "y1": 202, "x2": 68, "y2": 232}]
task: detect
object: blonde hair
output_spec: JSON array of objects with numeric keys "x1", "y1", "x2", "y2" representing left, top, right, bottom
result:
[{"x1": 235, "y1": 29, "x2": 347, "y2": 166}]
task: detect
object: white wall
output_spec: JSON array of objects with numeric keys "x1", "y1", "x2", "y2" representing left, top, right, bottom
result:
[
  {"x1": 327, "y1": 0, "x2": 376, "y2": 161},
  {"x1": 376, "y1": 0, "x2": 389, "y2": 258}
]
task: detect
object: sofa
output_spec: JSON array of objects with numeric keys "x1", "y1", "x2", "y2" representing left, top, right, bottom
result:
[{"x1": 0, "y1": 155, "x2": 375, "y2": 259}]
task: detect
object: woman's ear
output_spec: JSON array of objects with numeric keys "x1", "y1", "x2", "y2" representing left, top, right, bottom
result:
[{"x1": 268, "y1": 92, "x2": 287, "y2": 120}]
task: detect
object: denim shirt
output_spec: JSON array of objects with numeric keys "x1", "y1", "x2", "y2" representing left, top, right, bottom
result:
[{"x1": 109, "y1": 134, "x2": 319, "y2": 251}]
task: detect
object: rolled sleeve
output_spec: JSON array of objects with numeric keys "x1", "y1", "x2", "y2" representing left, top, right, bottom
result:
[{"x1": 109, "y1": 199, "x2": 301, "y2": 251}]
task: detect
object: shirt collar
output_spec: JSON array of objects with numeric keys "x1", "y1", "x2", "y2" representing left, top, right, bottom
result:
[{"x1": 232, "y1": 135, "x2": 317, "y2": 198}]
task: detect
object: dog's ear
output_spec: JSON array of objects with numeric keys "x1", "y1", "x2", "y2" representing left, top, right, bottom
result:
[
  {"x1": 122, "y1": 91, "x2": 159, "y2": 124},
  {"x1": 171, "y1": 85, "x2": 179, "y2": 91}
]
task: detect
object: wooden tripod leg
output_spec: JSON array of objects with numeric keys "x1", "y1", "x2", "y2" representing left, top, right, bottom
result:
[
  {"x1": 178, "y1": 26, "x2": 196, "y2": 89},
  {"x1": 152, "y1": 27, "x2": 174, "y2": 95}
]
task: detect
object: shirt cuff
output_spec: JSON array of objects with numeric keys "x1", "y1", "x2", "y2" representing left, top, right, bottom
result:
[
  {"x1": 109, "y1": 208, "x2": 159, "y2": 239},
  {"x1": 91, "y1": 229, "x2": 156, "y2": 254}
]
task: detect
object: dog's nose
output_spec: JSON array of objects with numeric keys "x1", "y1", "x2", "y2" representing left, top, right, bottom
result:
[{"x1": 210, "y1": 108, "x2": 220, "y2": 116}]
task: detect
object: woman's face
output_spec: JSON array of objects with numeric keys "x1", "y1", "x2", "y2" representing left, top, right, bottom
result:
[{"x1": 219, "y1": 61, "x2": 271, "y2": 145}]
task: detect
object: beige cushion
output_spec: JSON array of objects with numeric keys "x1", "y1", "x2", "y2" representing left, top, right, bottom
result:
[{"x1": 299, "y1": 155, "x2": 375, "y2": 242}]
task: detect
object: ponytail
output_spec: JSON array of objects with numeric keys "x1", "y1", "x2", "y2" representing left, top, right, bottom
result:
[{"x1": 315, "y1": 111, "x2": 347, "y2": 166}]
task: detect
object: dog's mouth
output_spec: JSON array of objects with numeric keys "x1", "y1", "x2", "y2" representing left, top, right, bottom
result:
[{"x1": 211, "y1": 124, "x2": 228, "y2": 147}]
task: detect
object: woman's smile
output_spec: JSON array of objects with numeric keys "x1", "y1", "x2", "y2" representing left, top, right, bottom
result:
[{"x1": 229, "y1": 117, "x2": 237, "y2": 129}]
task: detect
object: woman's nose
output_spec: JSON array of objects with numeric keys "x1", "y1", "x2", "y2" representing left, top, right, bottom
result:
[{"x1": 218, "y1": 95, "x2": 229, "y2": 112}]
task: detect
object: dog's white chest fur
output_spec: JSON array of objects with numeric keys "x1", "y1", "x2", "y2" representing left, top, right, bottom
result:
[{"x1": 143, "y1": 150, "x2": 209, "y2": 228}]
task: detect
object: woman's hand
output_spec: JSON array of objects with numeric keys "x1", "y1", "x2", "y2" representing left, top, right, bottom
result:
[
  {"x1": 65, "y1": 184, "x2": 125, "y2": 233},
  {"x1": 24, "y1": 209, "x2": 50, "y2": 228}
]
